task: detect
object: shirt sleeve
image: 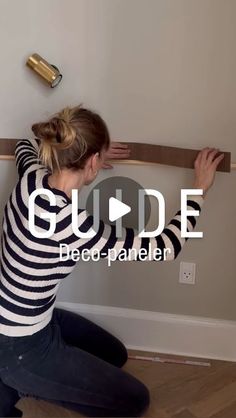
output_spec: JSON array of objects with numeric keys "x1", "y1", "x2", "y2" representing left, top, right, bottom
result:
[
  {"x1": 58, "y1": 194, "x2": 204, "y2": 262},
  {"x1": 14, "y1": 138, "x2": 44, "y2": 178}
]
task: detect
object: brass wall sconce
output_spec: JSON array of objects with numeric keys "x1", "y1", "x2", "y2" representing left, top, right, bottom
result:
[{"x1": 26, "y1": 53, "x2": 63, "y2": 88}]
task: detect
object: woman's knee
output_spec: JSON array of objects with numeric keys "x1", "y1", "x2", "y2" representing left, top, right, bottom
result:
[
  {"x1": 111, "y1": 338, "x2": 128, "y2": 367},
  {"x1": 117, "y1": 375, "x2": 150, "y2": 417},
  {"x1": 128, "y1": 380, "x2": 150, "y2": 416}
]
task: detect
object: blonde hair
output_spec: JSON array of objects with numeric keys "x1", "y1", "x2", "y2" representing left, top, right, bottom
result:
[{"x1": 32, "y1": 105, "x2": 110, "y2": 172}]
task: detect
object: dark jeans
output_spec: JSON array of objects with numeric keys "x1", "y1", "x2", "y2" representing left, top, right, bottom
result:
[{"x1": 0, "y1": 308, "x2": 150, "y2": 417}]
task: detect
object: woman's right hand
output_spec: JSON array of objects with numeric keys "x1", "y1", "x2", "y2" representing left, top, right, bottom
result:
[{"x1": 193, "y1": 147, "x2": 225, "y2": 197}]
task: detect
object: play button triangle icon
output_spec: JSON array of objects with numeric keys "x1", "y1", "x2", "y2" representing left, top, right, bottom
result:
[{"x1": 109, "y1": 197, "x2": 131, "y2": 222}]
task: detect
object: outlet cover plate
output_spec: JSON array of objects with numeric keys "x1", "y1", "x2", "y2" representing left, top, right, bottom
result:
[{"x1": 179, "y1": 262, "x2": 196, "y2": 284}]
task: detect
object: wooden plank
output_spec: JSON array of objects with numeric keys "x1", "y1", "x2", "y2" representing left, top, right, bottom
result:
[
  {"x1": 0, "y1": 138, "x2": 18, "y2": 155},
  {"x1": 0, "y1": 139, "x2": 231, "y2": 172},
  {"x1": 124, "y1": 142, "x2": 231, "y2": 173}
]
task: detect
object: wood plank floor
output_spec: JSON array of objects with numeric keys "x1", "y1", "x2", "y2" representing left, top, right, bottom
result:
[{"x1": 17, "y1": 349, "x2": 236, "y2": 418}]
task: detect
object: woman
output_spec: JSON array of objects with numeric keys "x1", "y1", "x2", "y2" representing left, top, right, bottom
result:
[{"x1": 0, "y1": 105, "x2": 223, "y2": 417}]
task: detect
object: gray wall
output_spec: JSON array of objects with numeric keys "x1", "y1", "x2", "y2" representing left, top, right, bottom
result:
[{"x1": 0, "y1": 0, "x2": 236, "y2": 320}]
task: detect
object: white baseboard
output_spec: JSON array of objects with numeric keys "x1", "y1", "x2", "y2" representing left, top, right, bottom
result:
[{"x1": 56, "y1": 302, "x2": 236, "y2": 362}]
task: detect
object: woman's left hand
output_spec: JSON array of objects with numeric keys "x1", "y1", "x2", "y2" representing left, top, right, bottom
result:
[{"x1": 102, "y1": 142, "x2": 131, "y2": 169}]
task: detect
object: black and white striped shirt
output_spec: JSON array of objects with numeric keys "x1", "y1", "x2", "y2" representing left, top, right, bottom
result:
[{"x1": 0, "y1": 139, "x2": 204, "y2": 337}]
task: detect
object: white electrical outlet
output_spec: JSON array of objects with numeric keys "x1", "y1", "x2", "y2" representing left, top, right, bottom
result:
[{"x1": 179, "y1": 262, "x2": 196, "y2": 284}]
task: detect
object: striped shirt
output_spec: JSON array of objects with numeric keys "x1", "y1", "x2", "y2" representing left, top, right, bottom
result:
[{"x1": 0, "y1": 139, "x2": 204, "y2": 337}]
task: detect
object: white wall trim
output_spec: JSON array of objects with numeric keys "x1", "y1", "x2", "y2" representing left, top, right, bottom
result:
[{"x1": 56, "y1": 302, "x2": 236, "y2": 362}]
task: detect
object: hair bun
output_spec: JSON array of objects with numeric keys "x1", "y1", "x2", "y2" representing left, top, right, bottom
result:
[
  {"x1": 32, "y1": 115, "x2": 76, "y2": 149},
  {"x1": 31, "y1": 104, "x2": 110, "y2": 173}
]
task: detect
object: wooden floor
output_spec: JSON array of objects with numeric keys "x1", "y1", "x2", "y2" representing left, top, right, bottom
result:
[{"x1": 17, "y1": 349, "x2": 236, "y2": 418}]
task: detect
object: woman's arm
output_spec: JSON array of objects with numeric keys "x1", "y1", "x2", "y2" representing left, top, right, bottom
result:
[
  {"x1": 14, "y1": 138, "x2": 43, "y2": 178},
  {"x1": 58, "y1": 148, "x2": 223, "y2": 262}
]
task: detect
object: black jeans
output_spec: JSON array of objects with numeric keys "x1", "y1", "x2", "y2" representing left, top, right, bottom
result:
[{"x1": 0, "y1": 308, "x2": 150, "y2": 417}]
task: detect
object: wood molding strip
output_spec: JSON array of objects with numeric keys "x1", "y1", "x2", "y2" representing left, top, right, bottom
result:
[
  {"x1": 123, "y1": 142, "x2": 231, "y2": 173},
  {"x1": 0, "y1": 138, "x2": 232, "y2": 172}
]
